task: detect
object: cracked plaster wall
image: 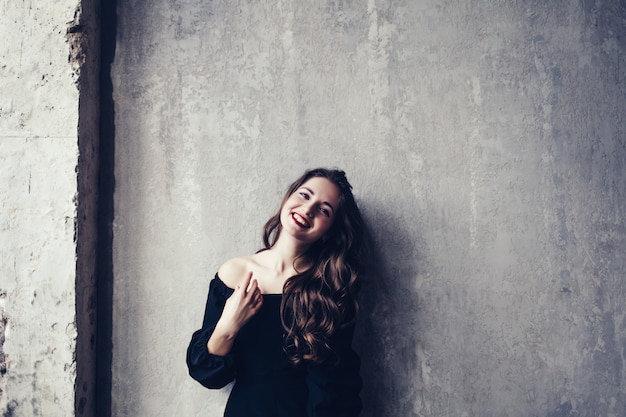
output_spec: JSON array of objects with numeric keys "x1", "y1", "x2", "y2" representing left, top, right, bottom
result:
[
  {"x1": 1, "y1": 1, "x2": 99, "y2": 417},
  {"x1": 108, "y1": 1, "x2": 626, "y2": 417}
]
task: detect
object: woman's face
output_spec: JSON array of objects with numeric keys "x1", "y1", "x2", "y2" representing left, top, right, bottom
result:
[{"x1": 279, "y1": 176, "x2": 341, "y2": 245}]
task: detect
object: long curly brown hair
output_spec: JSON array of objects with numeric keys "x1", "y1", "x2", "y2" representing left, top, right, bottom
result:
[{"x1": 260, "y1": 168, "x2": 370, "y2": 365}]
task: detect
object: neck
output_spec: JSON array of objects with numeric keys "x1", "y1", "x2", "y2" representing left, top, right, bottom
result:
[{"x1": 267, "y1": 234, "x2": 311, "y2": 274}]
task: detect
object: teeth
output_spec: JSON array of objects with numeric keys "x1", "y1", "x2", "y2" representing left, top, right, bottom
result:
[{"x1": 293, "y1": 213, "x2": 310, "y2": 227}]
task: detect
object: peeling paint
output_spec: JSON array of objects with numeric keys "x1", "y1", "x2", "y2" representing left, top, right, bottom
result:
[
  {"x1": 65, "y1": 5, "x2": 86, "y2": 86},
  {"x1": 1, "y1": 0, "x2": 85, "y2": 414},
  {"x1": 3, "y1": 400, "x2": 19, "y2": 417},
  {"x1": 0, "y1": 290, "x2": 7, "y2": 380},
  {"x1": 0, "y1": 306, "x2": 9, "y2": 417}
]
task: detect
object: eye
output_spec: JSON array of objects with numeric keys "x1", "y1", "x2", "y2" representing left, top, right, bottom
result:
[
  {"x1": 299, "y1": 192, "x2": 309, "y2": 200},
  {"x1": 320, "y1": 207, "x2": 330, "y2": 217}
]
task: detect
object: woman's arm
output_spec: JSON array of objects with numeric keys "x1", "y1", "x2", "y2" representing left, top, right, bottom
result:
[
  {"x1": 186, "y1": 277, "x2": 237, "y2": 389},
  {"x1": 186, "y1": 262, "x2": 263, "y2": 389},
  {"x1": 207, "y1": 272, "x2": 263, "y2": 355}
]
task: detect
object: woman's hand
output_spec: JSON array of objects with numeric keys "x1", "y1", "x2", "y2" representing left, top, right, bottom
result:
[
  {"x1": 220, "y1": 272, "x2": 263, "y2": 332},
  {"x1": 207, "y1": 272, "x2": 263, "y2": 356}
]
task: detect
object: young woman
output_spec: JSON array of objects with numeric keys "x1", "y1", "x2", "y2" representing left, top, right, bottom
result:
[{"x1": 187, "y1": 168, "x2": 369, "y2": 417}]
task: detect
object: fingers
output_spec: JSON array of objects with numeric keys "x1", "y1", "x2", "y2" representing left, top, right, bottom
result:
[
  {"x1": 242, "y1": 271, "x2": 253, "y2": 292},
  {"x1": 252, "y1": 291, "x2": 263, "y2": 313},
  {"x1": 234, "y1": 271, "x2": 263, "y2": 311},
  {"x1": 251, "y1": 289, "x2": 263, "y2": 310},
  {"x1": 248, "y1": 279, "x2": 263, "y2": 306},
  {"x1": 246, "y1": 275, "x2": 258, "y2": 295},
  {"x1": 234, "y1": 272, "x2": 254, "y2": 298},
  {"x1": 246, "y1": 275, "x2": 263, "y2": 311},
  {"x1": 234, "y1": 273, "x2": 262, "y2": 302}
]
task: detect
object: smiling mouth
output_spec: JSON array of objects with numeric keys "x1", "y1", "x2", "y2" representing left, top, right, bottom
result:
[{"x1": 292, "y1": 212, "x2": 310, "y2": 228}]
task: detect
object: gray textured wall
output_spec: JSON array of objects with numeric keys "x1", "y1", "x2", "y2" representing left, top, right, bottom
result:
[{"x1": 112, "y1": 1, "x2": 626, "y2": 416}]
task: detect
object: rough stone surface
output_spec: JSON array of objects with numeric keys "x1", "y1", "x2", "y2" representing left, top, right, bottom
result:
[
  {"x1": 111, "y1": 1, "x2": 626, "y2": 416},
  {"x1": 0, "y1": 141, "x2": 77, "y2": 417},
  {"x1": 0, "y1": 1, "x2": 97, "y2": 416}
]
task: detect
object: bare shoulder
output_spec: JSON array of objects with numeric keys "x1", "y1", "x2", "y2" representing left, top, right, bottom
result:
[{"x1": 217, "y1": 256, "x2": 254, "y2": 289}]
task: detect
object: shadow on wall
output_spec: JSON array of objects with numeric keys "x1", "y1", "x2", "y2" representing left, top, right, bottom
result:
[
  {"x1": 92, "y1": 0, "x2": 117, "y2": 415},
  {"x1": 355, "y1": 203, "x2": 423, "y2": 417}
]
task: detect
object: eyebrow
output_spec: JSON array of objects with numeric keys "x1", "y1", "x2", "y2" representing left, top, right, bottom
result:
[{"x1": 302, "y1": 187, "x2": 335, "y2": 213}]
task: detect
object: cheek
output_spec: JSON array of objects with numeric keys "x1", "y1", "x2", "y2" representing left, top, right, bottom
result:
[
  {"x1": 279, "y1": 207, "x2": 290, "y2": 225},
  {"x1": 319, "y1": 218, "x2": 334, "y2": 233},
  {"x1": 282, "y1": 196, "x2": 298, "y2": 211},
  {"x1": 280, "y1": 200, "x2": 298, "y2": 223}
]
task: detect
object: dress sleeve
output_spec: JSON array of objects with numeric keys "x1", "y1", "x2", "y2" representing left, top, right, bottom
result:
[
  {"x1": 186, "y1": 275, "x2": 236, "y2": 389},
  {"x1": 306, "y1": 324, "x2": 363, "y2": 417}
]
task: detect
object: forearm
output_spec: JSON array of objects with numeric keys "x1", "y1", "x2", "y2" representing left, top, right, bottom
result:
[
  {"x1": 207, "y1": 273, "x2": 263, "y2": 356},
  {"x1": 206, "y1": 321, "x2": 239, "y2": 356}
]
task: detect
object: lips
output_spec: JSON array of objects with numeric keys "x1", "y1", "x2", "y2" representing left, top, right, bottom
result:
[{"x1": 292, "y1": 212, "x2": 310, "y2": 228}]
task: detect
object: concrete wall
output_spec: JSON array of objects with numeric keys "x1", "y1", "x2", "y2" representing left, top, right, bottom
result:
[
  {"x1": 111, "y1": 1, "x2": 626, "y2": 417},
  {"x1": 0, "y1": 1, "x2": 99, "y2": 416}
]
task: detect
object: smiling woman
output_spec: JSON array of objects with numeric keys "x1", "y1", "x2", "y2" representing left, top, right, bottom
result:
[
  {"x1": 279, "y1": 176, "x2": 340, "y2": 245},
  {"x1": 186, "y1": 168, "x2": 371, "y2": 417}
]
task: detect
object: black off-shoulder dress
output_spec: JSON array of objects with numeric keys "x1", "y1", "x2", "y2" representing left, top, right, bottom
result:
[{"x1": 186, "y1": 275, "x2": 362, "y2": 417}]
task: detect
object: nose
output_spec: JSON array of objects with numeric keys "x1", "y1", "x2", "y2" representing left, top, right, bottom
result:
[{"x1": 303, "y1": 201, "x2": 315, "y2": 217}]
